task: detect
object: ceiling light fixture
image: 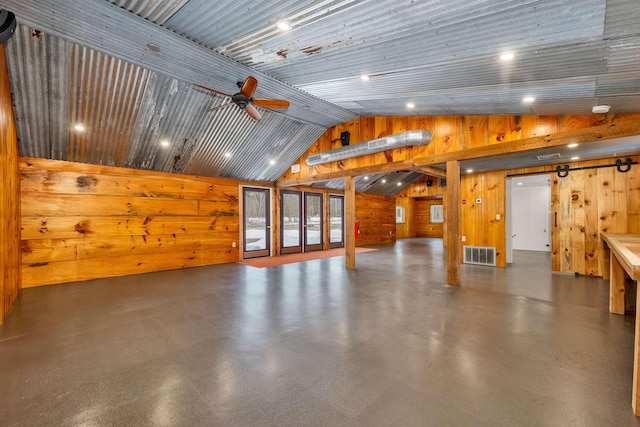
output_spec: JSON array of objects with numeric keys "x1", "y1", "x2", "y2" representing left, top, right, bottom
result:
[
  {"x1": 363, "y1": 176, "x2": 369, "y2": 180},
  {"x1": 517, "y1": 182, "x2": 523, "y2": 186},
  {"x1": 406, "y1": 102, "x2": 415, "y2": 109},
  {"x1": 466, "y1": 168, "x2": 473, "y2": 173},
  {"x1": 592, "y1": 104, "x2": 611, "y2": 114},
  {"x1": 567, "y1": 143, "x2": 578, "y2": 148},
  {"x1": 269, "y1": 160, "x2": 276, "y2": 165},
  {"x1": 360, "y1": 74, "x2": 370, "y2": 82},
  {"x1": 397, "y1": 182, "x2": 402, "y2": 186},
  {"x1": 74, "y1": 123, "x2": 86, "y2": 132},
  {"x1": 381, "y1": 179, "x2": 387, "y2": 183},
  {"x1": 160, "y1": 140, "x2": 170, "y2": 147},
  {"x1": 523, "y1": 96, "x2": 535, "y2": 103},
  {"x1": 571, "y1": 156, "x2": 580, "y2": 160},
  {"x1": 224, "y1": 152, "x2": 232, "y2": 158},
  {"x1": 147, "y1": 43, "x2": 160, "y2": 52},
  {"x1": 499, "y1": 52, "x2": 515, "y2": 61},
  {"x1": 276, "y1": 21, "x2": 291, "y2": 31}
]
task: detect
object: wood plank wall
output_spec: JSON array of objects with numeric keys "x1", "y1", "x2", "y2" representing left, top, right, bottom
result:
[
  {"x1": 397, "y1": 175, "x2": 444, "y2": 239},
  {"x1": 20, "y1": 158, "x2": 242, "y2": 287},
  {"x1": 415, "y1": 200, "x2": 444, "y2": 238},
  {"x1": 355, "y1": 192, "x2": 396, "y2": 246},
  {"x1": 0, "y1": 44, "x2": 21, "y2": 324},
  {"x1": 280, "y1": 115, "x2": 640, "y2": 183},
  {"x1": 461, "y1": 171, "x2": 507, "y2": 266},
  {"x1": 396, "y1": 197, "x2": 415, "y2": 238}
]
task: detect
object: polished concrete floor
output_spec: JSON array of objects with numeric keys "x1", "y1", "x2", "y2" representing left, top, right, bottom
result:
[{"x1": 1, "y1": 238, "x2": 638, "y2": 426}]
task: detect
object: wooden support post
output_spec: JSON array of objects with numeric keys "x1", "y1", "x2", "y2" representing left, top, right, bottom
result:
[
  {"x1": 345, "y1": 176, "x2": 356, "y2": 270},
  {"x1": 445, "y1": 160, "x2": 460, "y2": 286},
  {"x1": 609, "y1": 253, "x2": 626, "y2": 315}
]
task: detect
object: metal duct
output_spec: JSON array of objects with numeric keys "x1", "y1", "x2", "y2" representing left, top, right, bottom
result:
[{"x1": 306, "y1": 130, "x2": 433, "y2": 166}]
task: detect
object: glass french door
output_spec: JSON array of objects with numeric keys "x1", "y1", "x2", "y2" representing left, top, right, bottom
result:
[
  {"x1": 243, "y1": 187, "x2": 271, "y2": 259},
  {"x1": 329, "y1": 194, "x2": 344, "y2": 249},
  {"x1": 280, "y1": 190, "x2": 302, "y2": 254},
  {"x1": 304, "y1": 192, "x2": 324, "y2": 252}
]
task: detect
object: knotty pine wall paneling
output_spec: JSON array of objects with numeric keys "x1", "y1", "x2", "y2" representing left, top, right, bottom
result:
[
  {"x1": 415, "y1": 200, "x2": 444, "y2": 238},
  {"x1": 355, "y1": 193, "x2": 396, "y2": 246},
  {"x1": 21, "y1": 158, "x2": 242, "y2": 287},
  {"x1": 280, "y1": 114, "x2": 640, "y2": 184},
  {"x1": 0, "y1": 44, "x2": 21, "y2": 324},
  {"x1": 396, "y1": 197, "x2": 415, "y2": 238}
]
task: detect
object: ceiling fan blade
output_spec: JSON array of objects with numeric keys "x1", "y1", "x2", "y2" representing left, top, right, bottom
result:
[
  {"x1": 194, "y1": 84, "x2": 231, "y2": 97},
  {"x1": 244, "y1": 104, "x2": 262, "y2": 121},
  {"x1": 252, "y1": 98, "x2": 290, "y2": 109},
  {"x1": 209, "y1": 102, "x2": 234, "y2": 111},
  {"x1": 240, "y1": 76, "x2": 258, "y2": 99}
]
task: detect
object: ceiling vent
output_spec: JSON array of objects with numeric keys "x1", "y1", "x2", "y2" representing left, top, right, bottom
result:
[
  {"x1": 536, "y1": 153, "x2": 562, "y2": 161},
  {"x1": 306, "y1": 130, "x2": 433, "y2": 166}
]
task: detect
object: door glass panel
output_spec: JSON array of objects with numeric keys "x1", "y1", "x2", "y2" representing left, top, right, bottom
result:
[
  {"x1": 282, "y1": 191, "x2": 302, "y2": 250},
  {"x1": 329, "y1": 195, "x2": 344, "y2": 244},
  {"x1": 243, "y1": 187, "x2": 270, "y2": 258},
  {"x1": 304, "y1": 193, "x2": 323, "y2": 249}
]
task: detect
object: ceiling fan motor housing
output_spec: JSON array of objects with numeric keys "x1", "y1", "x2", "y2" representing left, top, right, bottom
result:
[{"x1": 232, "y1": 93, "x2": 249, "y2": 109}]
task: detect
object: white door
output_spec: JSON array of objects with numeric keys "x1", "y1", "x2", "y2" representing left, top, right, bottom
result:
[{"x1": 511, "y1": 175, "x2": 551, "y2": 252}]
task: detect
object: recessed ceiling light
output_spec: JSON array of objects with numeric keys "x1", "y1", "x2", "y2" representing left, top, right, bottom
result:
[
  {"x1": 363, "y1": 176, "x2": 369, "y2": 180},
  {"x1": 360, "y1": 74, "x2": 370, "y2": 82},
  {"x1": 381, "y1": 179, "x2": 387, "y2": 183},
  {"x1": 523, "y1": 96, "x2": 535, "y2": 103},
  {"x1": 567, "y1": 143, "x2": 579, "y2": 148},
  {"x1": 276, "y1": 21, "x2": 291, "y2": 31},
  {"x1": 466, "y1": 168, "x2": 473, "y2": 173},
  {"x1": 406, "y1": 102, "x2": 415, "y2": 109},
  {"x1": 571, "y1": 156, "x2": 580, "y2": 160},
  {"x1": 269, "y1": 159, "x2": 276, "y2": 165},
  {"x1": 499, "y1": 52, "x2": 515, "y2": 61},
  {"x1": 160, "y1": 140, "x2": 170, "y2": 147},
  {"x1": 224, "y1": 152, "x2": 232, "y2": 158},
  {"x1": 517, "y1": 182, "x2": 523, "y2": 186},
  {"x1": 397, "y1": 182, "x2": 402, "y2": 186},
  {"x1": 74, "y1": 123, "x2": 86, "y2": 132},
  {"x1": 147, "y1": 43, "x2": 161, "y2": 52}
]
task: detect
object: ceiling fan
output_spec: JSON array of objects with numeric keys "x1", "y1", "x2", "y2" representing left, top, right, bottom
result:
[{"x1": 196, "y1": 76, "x2": 290, "y2": 121}]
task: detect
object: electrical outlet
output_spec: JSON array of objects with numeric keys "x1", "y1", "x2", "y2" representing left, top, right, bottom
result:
[
  {"x1": 496, "y1": 214, "x2": 501, "y2": 220},
  {"x1": 462, "y1": 236, "x2": 466, "y2": 242},
  {"x1": 232, "y1": 242, "x2": 236, "y2": 248}
]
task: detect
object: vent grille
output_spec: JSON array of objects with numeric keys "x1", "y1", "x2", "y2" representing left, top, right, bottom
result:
[
  {"x1": 536, "y1": 153, "x2": 562, "y2": 160},
  {"x1": 463, "y1": 246, "x2": 496, "y2": 266}
]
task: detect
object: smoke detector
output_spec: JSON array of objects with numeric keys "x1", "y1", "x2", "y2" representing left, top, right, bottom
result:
[{"x1": 592, "y1": 105, "x2": 611, "y2": 114}]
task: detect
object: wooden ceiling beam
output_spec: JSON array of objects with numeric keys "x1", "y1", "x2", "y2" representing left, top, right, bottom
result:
[
  {"x1": 411, "y1": 121, "x2": 640, "y2": 167},
  {"x1": 409, "y1": 166, "x2": 447, "y2": 178}
]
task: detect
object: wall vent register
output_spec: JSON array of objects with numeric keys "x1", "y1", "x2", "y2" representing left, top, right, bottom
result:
[{"x1": 463, "y1": 246, "x2": 497, "y2": 266}]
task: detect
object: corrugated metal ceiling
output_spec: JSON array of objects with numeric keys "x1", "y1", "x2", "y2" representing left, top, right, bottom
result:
[{"x1": 3, "y1": 0, "x2": 640, "y2": 195}]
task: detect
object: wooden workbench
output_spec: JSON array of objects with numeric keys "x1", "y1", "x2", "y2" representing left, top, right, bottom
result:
[{"x1": 601, "y1": 233, "x2": 640, "y2": 415}]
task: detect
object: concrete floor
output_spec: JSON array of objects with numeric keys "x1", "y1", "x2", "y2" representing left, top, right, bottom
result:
[{"x1": 0, "y1": 238, "x2": 638, "y2": 426}]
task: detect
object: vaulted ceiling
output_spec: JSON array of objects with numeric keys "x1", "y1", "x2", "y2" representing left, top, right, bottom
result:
[{"x1": 2, "y1": 0, "x2": 640, "y2": 193}]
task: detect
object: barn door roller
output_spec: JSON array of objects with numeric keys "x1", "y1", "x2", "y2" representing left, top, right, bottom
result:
[{"x1": 546, "y1": 157, "x2": 637, "y2": 178}]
